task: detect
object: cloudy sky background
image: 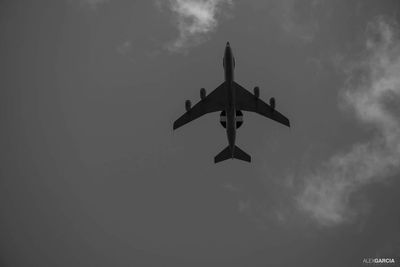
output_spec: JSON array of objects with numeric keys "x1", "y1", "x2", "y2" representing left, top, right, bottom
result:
[{"x1": 1, "y1": 0, "x2": 400, "y2": 266}]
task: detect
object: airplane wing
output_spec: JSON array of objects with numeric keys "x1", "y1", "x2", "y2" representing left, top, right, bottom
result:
[
  {"x1": 234, "y1": 82, "x2": 290, "y2": 127},
  {"x1": 173, "y1": 82, "x2": 226, "y2": 130}
]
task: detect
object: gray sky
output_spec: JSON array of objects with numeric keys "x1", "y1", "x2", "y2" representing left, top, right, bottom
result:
[{"x1": 1, "y1": 0, "x2": 400, "y2": 266}]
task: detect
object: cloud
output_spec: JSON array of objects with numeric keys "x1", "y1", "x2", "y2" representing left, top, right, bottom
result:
[
  {"x1": 297, "y1": 17, "x2": 400, "y2": 226},
  {"x1": 163, "y1": 0, "x2": 233, "y2": 52}
]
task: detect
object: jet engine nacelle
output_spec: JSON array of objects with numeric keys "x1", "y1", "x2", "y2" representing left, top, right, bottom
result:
[
  {"x1": 185, "y1": 100, "x2": 191, "y2": 111},
  {"x1": 269, "y1": 97, "x2": 275, "y2": 111},
  {"x1": 200, "y1": 88, "x2": 206, "y2": 100},
  {"x1": 254, "y1": 86, "x2": 260, "y2": 98}
]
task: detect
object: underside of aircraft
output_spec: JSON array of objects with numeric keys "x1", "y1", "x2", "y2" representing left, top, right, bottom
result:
[{"x1": 173, "y1": 43, "x2": 290, "y2": 163}]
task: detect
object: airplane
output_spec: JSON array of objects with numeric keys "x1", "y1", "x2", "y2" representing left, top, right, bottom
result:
[{"x1": 173, "y1": 42, "x2": 290, "y2": 163}]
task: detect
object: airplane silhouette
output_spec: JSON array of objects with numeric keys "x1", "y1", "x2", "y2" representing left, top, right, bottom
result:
[{"x1": 173, "y1": 42, "x2": 290, "y2": 163}]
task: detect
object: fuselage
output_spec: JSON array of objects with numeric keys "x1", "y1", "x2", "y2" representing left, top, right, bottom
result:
[{"x1": 223, "y1": 42, "x2": 236, "y2": 156}]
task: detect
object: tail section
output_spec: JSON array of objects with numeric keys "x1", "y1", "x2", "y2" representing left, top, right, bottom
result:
[
  {"x1": 233, "y1": 146, "x2": 251, "y2": 162},
  {"x1": 214, "y1": 146, "x2": 231, "y2": 163},
  {"x1": 214, "y1": 145, "x2": 251, "y2": 163}
]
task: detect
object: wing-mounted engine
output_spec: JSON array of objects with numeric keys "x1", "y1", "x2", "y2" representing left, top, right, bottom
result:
[
  {"x1": 200, "y1": 88, "x2": 206, "y2": 100},
  {"x1": 185, "y1": 100, "x2": 191, "y2": 111},
  {"x1": 219, "y1": 110, "x2": 243, "y2": 129},
  {"x1": 253, "y1": 86, "x2": 260, "y2": 98},
  {"x1": 269, "y1": 97, "x2": 275, "y2": 111}
]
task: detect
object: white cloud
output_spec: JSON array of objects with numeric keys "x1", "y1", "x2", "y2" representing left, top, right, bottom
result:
[
  {"x1": 297, "y1": 17, "x2": 400, "y2": 226},
  {"x1": 164, "y1": 0, "x2": 233, "y2": 52}
]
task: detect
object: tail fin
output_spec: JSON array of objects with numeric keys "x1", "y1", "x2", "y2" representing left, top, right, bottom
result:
[{"x1": 214, "y1": 145, "x2": 251, "y2": 163}]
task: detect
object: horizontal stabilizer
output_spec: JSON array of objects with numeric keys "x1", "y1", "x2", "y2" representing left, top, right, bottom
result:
[{"x1": 214, "y1": 145, "x2": 251, "y2": 163}]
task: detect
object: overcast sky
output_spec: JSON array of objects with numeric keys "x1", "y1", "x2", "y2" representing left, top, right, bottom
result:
[{"x1": 1, "y1": 1, "x2": 400, "y2": 266}]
